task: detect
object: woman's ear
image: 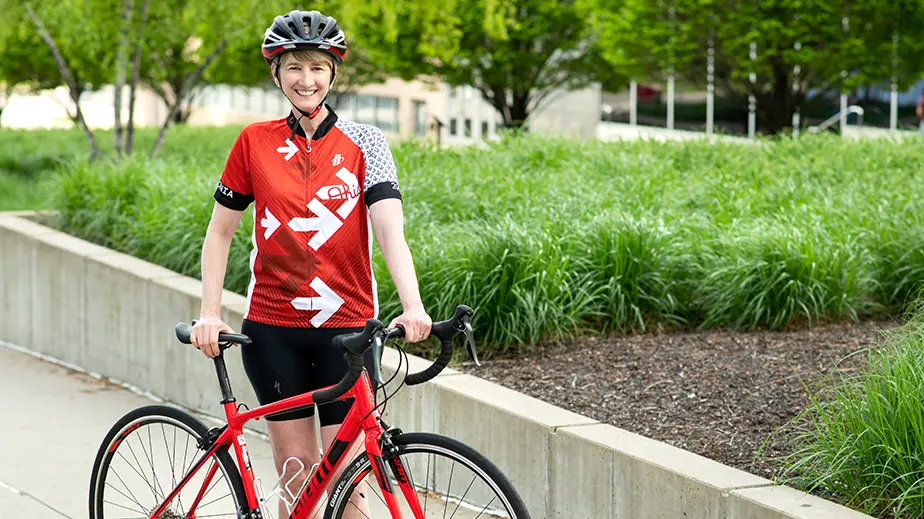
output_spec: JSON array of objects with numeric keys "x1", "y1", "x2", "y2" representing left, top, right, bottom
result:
[{"x1": 270, "y1": 61, "x2": 281, "y2": 88}]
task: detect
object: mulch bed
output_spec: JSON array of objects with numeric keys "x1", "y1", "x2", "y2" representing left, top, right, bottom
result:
[{"x1": 456, "y1": 318, "x2": 899, "y2": 479}]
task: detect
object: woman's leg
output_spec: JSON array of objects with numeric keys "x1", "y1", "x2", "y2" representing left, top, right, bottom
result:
[
  {"x1": 320, "y1": 425, "x2": 370, "y2": 519},
  {"x1": 266, "y1": 417, "x2": 322, "y2": 518}
]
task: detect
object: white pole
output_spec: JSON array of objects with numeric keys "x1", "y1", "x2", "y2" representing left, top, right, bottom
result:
[
  {"x1": 840, "y1": 93, "x2": 848, "y2": 134},
  {"x1": 792, "y1": 41, "x2": 801, "y2": 137},
  {"x1": 630, "y1": 80, "x2": 638, "y2": 127},
  {"x1": 668, "y1": 4, "x2": 675, "y2": 131},
  {"x1": 667, "y1": 74, "x2": 675, "y2": 130},
  {"x1": 890, "y1": 86, "x2": 898, "y2": 131},
  {"x1": 891, "y1": 31, "x2": 899, "y2": 131},
  {"x1": 840, "y1": 15, "x2": 849, "y2": 135},
  {"x1": 707, "y1": 30, "x2": 714, "y2": 136},
  {"x1": 748, "y1": 41, "x2": 756, "y2": 138}
]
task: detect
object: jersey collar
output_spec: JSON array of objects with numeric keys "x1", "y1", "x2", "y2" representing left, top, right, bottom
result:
[{"x1": 286, "y1": 104, "x2": 338, "y2": 140}]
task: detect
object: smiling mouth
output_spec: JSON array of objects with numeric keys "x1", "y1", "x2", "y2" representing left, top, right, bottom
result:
[{"x1": 295, "y1": 89, "x2": 318, "y2": 97}]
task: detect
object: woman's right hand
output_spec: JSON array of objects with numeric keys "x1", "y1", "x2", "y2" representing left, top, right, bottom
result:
[{"x1": 190, "y1": 315, "x2": 235, "y2": 358}]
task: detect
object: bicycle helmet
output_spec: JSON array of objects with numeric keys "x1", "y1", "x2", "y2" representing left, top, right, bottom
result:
[{"x1": 261, "y1": 10, "x2": 348, "y2": 65}]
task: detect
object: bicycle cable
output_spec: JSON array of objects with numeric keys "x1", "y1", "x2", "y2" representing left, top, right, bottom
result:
[{"x1": 362, "y1": 336, "x2": 410, "y2": 422}]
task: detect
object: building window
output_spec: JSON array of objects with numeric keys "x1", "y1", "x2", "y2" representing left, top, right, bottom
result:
[
  {"x1": 350, "y1": 94, "x2": 399, "y2": 132},
  {"x1": 414, "y1": 100, "x2": 427, "y2": 137},
  {"x1": 450, "y1": 118, "x2": 457, "y2": 136},
  {"x1": 464, "y1": 118, "x2": 472, "y2": 137},
  {"x1": 331, "y1": 93, "x2": 356, "y2": 119},
  {"x1": 376, "y1": 96, "x2": 399, "y2": 133},
  {"x1": 481, "y1": 121, "x2": 489, "y2": 138},
  {"x1": 356, "y1": 95, "x2": 375, "y2": 125}
]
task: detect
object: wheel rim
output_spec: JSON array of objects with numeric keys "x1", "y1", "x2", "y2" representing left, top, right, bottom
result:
[{"x1": 95, "y1": 416, "x2": 241, "y2": 519}]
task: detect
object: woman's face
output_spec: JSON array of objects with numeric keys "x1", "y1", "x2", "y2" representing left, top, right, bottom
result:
[{"x1": 276, "y1": 54, "x2": 333, "y2": 114}]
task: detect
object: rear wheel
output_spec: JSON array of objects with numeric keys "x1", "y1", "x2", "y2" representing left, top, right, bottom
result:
[
  {"x1": 325, "y1": 432, "x2": 530, "y2": 519},
  {"x1": 88, "y1": 404, "x2": 247, "y2": 519}
]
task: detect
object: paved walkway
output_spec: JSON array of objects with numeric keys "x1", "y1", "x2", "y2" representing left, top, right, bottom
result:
[
  {"x1": 0, "y1": 343, "x2": 308, "y2": 518},
  {"x1": 0, "y1": 344, "x2": 494, "y2": 519}
]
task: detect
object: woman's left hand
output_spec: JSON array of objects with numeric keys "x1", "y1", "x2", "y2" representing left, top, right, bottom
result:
[{"x1": 389, "y1": 306, "x2": 433, "y2": 343}]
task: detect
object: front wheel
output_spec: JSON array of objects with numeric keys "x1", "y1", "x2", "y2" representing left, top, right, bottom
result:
[
  {"x1": 88, "y1": 404, "x2": 247, "y2": 519},
  {"x1": 325, "y1": 432, "x2": 530, "y2": 519}
]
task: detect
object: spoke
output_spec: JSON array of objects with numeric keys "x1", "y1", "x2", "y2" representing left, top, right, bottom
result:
[
  {"x1": 424, "y1": 453, "x2": 431, "y2": 515},
  {"x1": 161, "y1": 423, "x2": 184, "y2": 513},
  {"x1": 103, "y1": 480, "x2": 146, "y2": 513},
  {"x1": 448, "y1": 476, "x2": 478, "y2": 519},
  {"x1": 102, "y1": 497, "x2": 148, "y2": 516},
  {"x1": 200, "y1": 468, "x2": 225, "y2": 499},
  {"x1": 442, "y1": 463, "x2": 455, "y2": 519},
  {"x1": 137, "y1": 426, "x2": 167, "y2": 504},
  {"x1": 346, "y1": 499, "x2": 373, "y2": 519},
  {"x1": 197, "y1": 490, "x2": 234, "y2": 511},
  {"x1": 371, "y1": 476, "x2": 388, "y2": 507},
  {"x1": 473, "y1": 495, "x2": 498, "y2": 519},
  {"x1": 182, "y1": 432, "x2": 192, "y2": 476},
  {"x1": 116, "y1": 448, "x2": 158, "y2": 501},
  {"x1": 105, "y1": 464, "x2": 146, "y2": 512},
  {"x1": 122, "y1": 439, "x2": 160, "y2": 503}
]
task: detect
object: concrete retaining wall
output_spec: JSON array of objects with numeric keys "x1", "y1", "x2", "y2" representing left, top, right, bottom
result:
[{"x1": 0, "y1": 211, "x2": 872, "y2": 519}]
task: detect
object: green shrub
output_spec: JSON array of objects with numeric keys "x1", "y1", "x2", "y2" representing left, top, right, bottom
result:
[
  {"x1": 29, "y1": 128, "x2": 924, "y2": 352},
  {"x1": 772, "y1": 301, "x2": 924, "y2": 518}
]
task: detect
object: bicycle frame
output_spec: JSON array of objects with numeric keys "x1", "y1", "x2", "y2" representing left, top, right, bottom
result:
[{"x1": 145, "y1": 366, "x2": 425, "y2": 519}]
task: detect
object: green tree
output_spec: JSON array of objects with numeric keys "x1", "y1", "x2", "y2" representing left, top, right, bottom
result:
[
  {"x1": 205, "y1": 4, "x2": 390, "y2": 109},
  {"x1": 343, "y1": 0, "x2": 626, "y2": 129},
  {"x1": 590, "y1": 0, "x2": 924, "y2": 134},
  {"x1": 0, "y1": 13, "x2": 59, "y2": 120},
  {"x1": 12, "y1": 0, "x2": 118, "y2": 157}
]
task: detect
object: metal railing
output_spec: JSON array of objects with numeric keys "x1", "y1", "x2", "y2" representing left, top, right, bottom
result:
[{"x1": 807, "y1": 105, "x2": 864, "y2": 133}]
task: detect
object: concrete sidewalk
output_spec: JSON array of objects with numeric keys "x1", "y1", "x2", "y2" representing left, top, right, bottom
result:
[
  {"x1": 0, "y1": 343, "x2": 280, "y2": 518},
  {"x1": 0, "y1": 344, "x2": 498, "y2": 519}
]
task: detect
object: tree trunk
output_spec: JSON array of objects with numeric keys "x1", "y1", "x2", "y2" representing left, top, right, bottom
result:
[
  {"x1": 126, "y1": 0, "x2": 151, "y2": 155},
  {"x1": 508, "y1": 90, "x2": 530, "y2": 129},
  {"x1": 25, "y1": 4, "x2": 99, "y2": 160},
  {"x1": 150, "y1": 39, "x2": 228, "y2": 158},
  {"x1": 113, "y1": 0, "x2": 134, "y2": 156}
]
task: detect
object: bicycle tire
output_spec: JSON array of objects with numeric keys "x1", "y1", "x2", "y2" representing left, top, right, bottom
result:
[
  {"x1": 88, "y1": 404, "x2": 248, "y2": 519},
  {"x1": 324, "y1": 432, "x2": 531, "y2": 519}
]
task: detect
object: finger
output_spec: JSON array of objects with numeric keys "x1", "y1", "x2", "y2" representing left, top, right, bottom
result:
[{"x1": 209, "y1": 327, "x2": 221, "y2": 357}]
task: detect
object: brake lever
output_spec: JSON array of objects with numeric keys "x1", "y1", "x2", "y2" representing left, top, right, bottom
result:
[
  {"x1": 370, "y1": 334, "x2": 386, "y2": 387},
  {"x1": 463, "y1": 318, "x2": 480, "y2": 367}
]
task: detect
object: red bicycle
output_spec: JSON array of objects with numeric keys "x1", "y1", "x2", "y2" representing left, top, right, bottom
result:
[{"x1": 88, "y1": 305, "x2": 530, "y2": 519}]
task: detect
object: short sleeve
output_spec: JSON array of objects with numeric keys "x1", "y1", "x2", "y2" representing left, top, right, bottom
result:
[
  {"x1": 214, "y1": 130, "x2": 254, "y2": 211},
  {"x1": 361, "y1": 126, "x2": 402, "y2": 206}
]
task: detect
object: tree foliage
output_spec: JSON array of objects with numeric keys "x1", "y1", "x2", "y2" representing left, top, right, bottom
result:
[
  {"x1": 590, "y1": 0, "x2": 924, "y2": 134},
  {"x1": 344, "y1": 0, "x2": 627, "y2": 129}
]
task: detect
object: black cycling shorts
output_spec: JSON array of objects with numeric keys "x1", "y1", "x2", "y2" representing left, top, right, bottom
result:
[{"x1": 240, "y1": 319, "x2": 376, "y2": 426}]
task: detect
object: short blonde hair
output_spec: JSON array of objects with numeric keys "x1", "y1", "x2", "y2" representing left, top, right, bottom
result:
[{"x1": 277, "y1": 49, "x2": 335, "y2": 71}]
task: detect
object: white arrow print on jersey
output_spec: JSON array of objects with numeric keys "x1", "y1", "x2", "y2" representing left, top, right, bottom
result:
[
  {"x1": 287, "y1": 199, "x2": 340, "y2": 251},
  {"x1": 260, "y1": 207, "x2": 281, "y2": 240},
  {"x1": 276, "y1": 138, "x2": 298, "y2": 161},
  {"x1": 288, "y1": 167, "x2": 359, "y2": 250},
  {"x1": 290, "y1": 277, "x2": 345, "y2": 327}
]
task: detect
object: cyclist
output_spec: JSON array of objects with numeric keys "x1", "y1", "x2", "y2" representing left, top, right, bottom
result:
[{"x1": 189, "y1": 9, "x2": 432, "y2": 518}]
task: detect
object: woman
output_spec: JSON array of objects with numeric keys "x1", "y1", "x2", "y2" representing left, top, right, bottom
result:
[{"x1": 190, "y1": 9, "x2": 432, "y2": 518}]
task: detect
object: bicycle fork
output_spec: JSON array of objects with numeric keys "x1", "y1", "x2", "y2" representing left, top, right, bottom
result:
[{"x1": 366, "y1": 427, "x2": 426, "y2": 519}]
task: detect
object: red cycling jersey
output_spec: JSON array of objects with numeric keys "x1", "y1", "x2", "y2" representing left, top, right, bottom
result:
[{"x1": 214, "y1": 106, "x2": 402, "y2": 329}]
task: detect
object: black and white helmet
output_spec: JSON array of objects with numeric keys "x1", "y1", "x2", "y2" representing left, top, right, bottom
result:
[{"x1": 261, "y1": 10, "x2": 347, "y2": 65}]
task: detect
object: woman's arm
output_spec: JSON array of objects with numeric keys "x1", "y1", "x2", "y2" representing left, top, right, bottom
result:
[
  {"x1": 369, "y1": 198, "x2": 432, "y2": 342},
  {"x1": 191, "y1": 202, "x2": 244, "y2": 357}
]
